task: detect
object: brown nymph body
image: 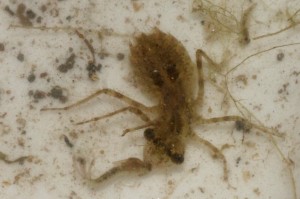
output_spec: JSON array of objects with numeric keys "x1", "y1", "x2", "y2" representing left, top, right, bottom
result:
[
  {"x1": 42, "y1": 28, "x2": 262, "y2": 184},
  {"x1": 130, "y1": 29, "x2": 199, "y2": 164}
]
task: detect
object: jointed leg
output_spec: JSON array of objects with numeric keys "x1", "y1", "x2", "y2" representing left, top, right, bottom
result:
[
  {"x1": 75, "y1": 30, "x2": 95, "y2": 64},
  {"x1": 76, "y1": 106, "x2": 151, "y2": 125},
  {"x1": 190, "y1": 132, "x2": 229, "y2": 182},
  {"x1": 193, "y1": 115, "x2": 283, "y2": 137},
  {"x1": 122, "y1": 123, "x2": 154, "y2": 136},
  {"x1": 195, "y1": 49, "x2": 204, "y2": 108},
  {"x1": 41, "y1": 88, "x2": 153, "y2": 112},
  {"x1": 194, "y1": 115, "x2": 246, "y2": 125},
  {"x1": 194, "y1": 49, "x2": 220, "y2": 109},
  {"x1": 75, "y1": 157, "x2": 151, "y2": 183}
]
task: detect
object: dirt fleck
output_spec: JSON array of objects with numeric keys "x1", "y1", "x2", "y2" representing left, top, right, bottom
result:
[
  {"x1": 33, "y1": 91, "x2": 46, "y2": 100},
  {"x1": 18, "y1": 138, "x2": 25, "y2": 147},
  {"x1": 117, "y1": 53, "x2": 125, "y2": 61},
  {"x1": 0, "y1": 113, "x2": 7, "y2": 118},
  {"x1": 26, "y1": 9, "x2": 36, "y2": 19},
  {"x1": 27, "y1": 73, "x2": 36, "y2": 82},
  {"x1": 13, "y1": 169, "x2": 30, "y2": 184},
  {"x1": 29, "y1": 90, "x2": 47, "y2": 101},
  {"x1": 49, "y1": 86, "x2": 68, "y2": 103},
  {"x1": 16, "y1": 4, "x2": 32, "y2": 26},
  {"x1": 278, "y1": 83, "x2": 289, "y2": 95},
  {"x1": 40, "y1": 72, "x2": 48, "y2": 78},
  {"x1": 208, "y1": 106, "x2": 212, "y2": 113},
  {"x1": 36, "y1": 16, "x2": 42, "y2": 23},
  {"x1": 244, "y1": 141, "x2": 256, "y2": 148},
  {"x1": 235, "y1": 74, "x2": 248, "y2": 86},
  {"x1": 40, "y1": 5, "x2": 47, "y2": 12},
  {"x1": 167, "y1": 180, "x2": 174, "y2": 186},
  {"x1": 63, "y1": 14, "x2": 70, "y2": 20},
  {"x1": 16, "y1": 117, "x2": 26, "y2": 130},
  {"x1": 0, "y1": 123, "x2": 11, "y2": 134},
  {"x1": 277, "y1": 52, "x2": 284, "y2": 61},
  {"x1": 87, "y1": 63, "x2": 102, "y2": 80},
  {"x1": 131, "y1": 1, "x2": 144, "y2": 12},
  {"x1": 235, "y1": 120, "x2": 251, "y2": 132},
  {"x1": 236, "y1": 157, "x2": 241, "y2": 167},
  {"x1": 242, "y1": 170, "x2": 252, "y2": 182},
  {"x1": 252, "y1": 75, "x2": 257, "y2": 80},
  {"x1": 58, "y1": 53, "x2": 76, "y2": 73},
  {"x1": 62, "y1": 135, "x2": 73, "y2": 148},
  {"x1": 17, "y1": 53, "x2": 24, "y2": 62},
  {"x1": 99, "y1": 51, "x2": 109, "y2": 59},
  {"x1": 4, "y1": 6, "x2": 15, "y2": 16},
  {"x1": 76, "y1": 157, "x2": 86, "y2": 166},
  {"x1": 291, "y1": 71, "x2": 300, "y2": 77},
  {"x1": 176, "y1": 15, "x2": 185, "y2": 22},
  {"x1": 69, "y1": 131, "x2": 78, "y2": 139},
  {"x1": 0, "y1": 43, "x2": 5, "y2": 51},
  {"x1": 198, "y1": 187, "x2": 205, "y2": 193},
  {"x1": 253, "y1": 188, "x2": 260, "y2": 196}
]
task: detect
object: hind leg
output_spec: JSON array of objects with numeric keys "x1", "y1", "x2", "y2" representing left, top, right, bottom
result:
[
  {"x1": 75, "y1": 156, "x2": 151, "y2": 183},
  {"x1": 190, "y1": 132, "x2": 229, "y2": 182}
]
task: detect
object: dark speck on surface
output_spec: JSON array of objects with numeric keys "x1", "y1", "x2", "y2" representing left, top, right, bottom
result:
[{"x1": 17, "y1": 53, "x2": 24, "y2": 62}]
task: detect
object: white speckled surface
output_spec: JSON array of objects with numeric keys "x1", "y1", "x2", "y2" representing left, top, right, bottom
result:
[{"x1": 0, "y1": 0, "x2": 299, "y2": 198}]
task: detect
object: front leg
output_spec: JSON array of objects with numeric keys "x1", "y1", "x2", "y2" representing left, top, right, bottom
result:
[
  {"x1": 194, "y1": 49, "x2": 220, "y2": 109},
  {"x1": 193, "y1": 115, "x2": 284, "y2": 137}
]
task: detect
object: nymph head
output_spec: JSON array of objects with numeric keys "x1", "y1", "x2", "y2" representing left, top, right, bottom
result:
[{"x1": 144, "y1": 128, "x2": 185, "y2": 164}]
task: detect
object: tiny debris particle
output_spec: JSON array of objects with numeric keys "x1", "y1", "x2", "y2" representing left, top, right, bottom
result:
[
  {"x1": 26, "y1": 9, "x2": 36, "y2": 19},
  {"x1": 16, "y1": 4, "x2": 32, "y2": 26},
  {"x1": 66, "y1": 16, "x2": 72, "y2": 21},
  {"x1": 58, "y1": 53, "x2": 76, "y2": 73},
  {"x1": 235, "y1": 74, "x2": 248, "y2": 86},
  {"x1": 199, "y1": 187, "x2": 205, "y2": 193},
  {"x1": 18, "y1": 138, "x2": 25, "y2": 147},
  {"x1": 4, "y1": 6, "x2": 15, "y2": 16},
  {"x1": 131, "y1": 1, "x2": 144, "y2": 12},
  {"x1": 27, "y1": 73, "x2": 36, "y2": 82},
  {"x1": 236, "y1": 157, "x2": 241, "y2": 167},
  {"x1": 117, "y1": 53, "x2": 125, "y2": 61},
  {"x1": 40, "y1": 72, "x2": 48, "y2": 78},
  {"x1": 0, "y1": 43, "x2": 4, "y2": 51},
  {"x1": 99, "y1": 51, "x2": 109, "y2": 59},
  {"x1": 40, "y1": 5, "x2": 47, "y2": 12},
  {"x1": 50, "y1": 86, "x2": 63, "y2": 98},
  {"x1": 36, "y1": 16, "x2": 42, "y2": 23},
  {"x1": 63, "y1": 135, "x2": 73, "y2": 148},
  {"x1": 0, "y1": 151, "x2": 29, "y2": 164},
  {"x1": 32, "y1": 90, "x2": 46, "y2": 100},
  {"x1": 76, "y1": 157, "x2": 86, "y2": 166},
  {"x1": 235, "y1": 120, "x2": 251, "y2": 132},
  {"x1": 17, "y1": 53, "x2": 24, "y2": 62},
  {"x1": 49, "y1": 86, "x2": 68, "y2": 103},
  {"x1": 253, "y1": 188, "x2": 261, "y2": 196},
  {"x1": 87, "y1": 63, "x2": 102, "y2": 80},
  {"x1": 277, "y1": 52, "x2": 284, "y2": 61}
]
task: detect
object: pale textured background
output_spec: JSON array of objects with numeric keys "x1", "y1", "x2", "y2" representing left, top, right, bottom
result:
[{"x1": 0, "y1": 0, "x2": 299, "y2": 198}]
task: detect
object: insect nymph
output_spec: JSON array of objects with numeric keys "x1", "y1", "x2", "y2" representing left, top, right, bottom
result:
[{"x1": 42, "y1": 28, "x2": 258, "y2": 184}]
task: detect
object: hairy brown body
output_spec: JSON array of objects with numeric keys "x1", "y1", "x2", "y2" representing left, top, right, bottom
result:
[{"x1": 130, "y1": 29, "x2": 197, "y2": 163}]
